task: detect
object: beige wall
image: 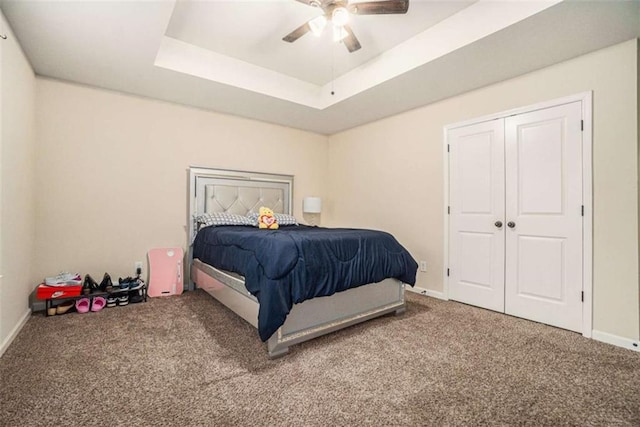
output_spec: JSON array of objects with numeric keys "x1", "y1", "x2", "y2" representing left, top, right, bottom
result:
[
  {"x1": 3, "y1": 26, "x2": 638, "y2": 350},
  {"x1": 34, "y1": 79, "x2": 328, "y2": 285},
  {"x1": 0, "y1": 10, "x2": 37, "y2": 351},
  {"x1": 328, "y1": 39, "x2": 640, "y2": 341}
]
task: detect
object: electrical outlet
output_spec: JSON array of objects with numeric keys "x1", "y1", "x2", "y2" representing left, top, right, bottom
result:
[
  {"x1": 135, "y1": 261, "x2": 143, "y2": 272},
  {"x1": 419, "y1": 261, "x2": 427, "y2": 272}
]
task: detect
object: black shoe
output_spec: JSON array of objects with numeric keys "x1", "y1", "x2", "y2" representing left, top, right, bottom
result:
[
  {"x1": 129, "y1": 283, "x2": 145, "y2": 303},
  {"x1": 129, "y1": 278, "x2": 143, "y2": 291},
  {"x1": 117, "y1": 294, "x2": 129, "y2": 306},
  {"x1": 106, "y1": 295, "x2": 117, "y2": 308},
  {"x1": 99, "y1": 273, "x2": 113, "y2": 292},
  {"x1": 83, "y1": 274, "x2": 98, "y2": 295}
]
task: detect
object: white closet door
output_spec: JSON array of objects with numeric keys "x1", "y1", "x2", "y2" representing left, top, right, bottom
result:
[
  {"x1": 448, "y1": 120, "x2": 505, "y2": 312},
  {"x1": 504, "y1": 102, "x2": 583, "y2": 332}
]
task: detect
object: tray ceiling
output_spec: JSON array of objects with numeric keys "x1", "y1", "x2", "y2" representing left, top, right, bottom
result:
[{"x1": 1, "y1": 0, "x2": 639, "y2": 134}]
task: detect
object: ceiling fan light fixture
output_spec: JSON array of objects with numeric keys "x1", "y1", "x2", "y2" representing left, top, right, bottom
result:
[
  {"x1": 309, "y1": 15, "x2": 327, "y2": 37},
  {"x1": 332, "y1": 7, "x2": 349, "y2": 27},
  {"x1": 284, "y1": 0, "x2": 410, "y2": 52},
  {"x1": 332, "y1": 24, "x2": 348, "y2": 42}
]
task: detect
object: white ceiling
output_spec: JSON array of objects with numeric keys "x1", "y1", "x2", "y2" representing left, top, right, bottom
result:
[
  {"x1": 165, "y1": 0, "x2": 475, "y2": 86},
  {"x1": 1, "y1": 0, "x2": 639, "y2": 135}
]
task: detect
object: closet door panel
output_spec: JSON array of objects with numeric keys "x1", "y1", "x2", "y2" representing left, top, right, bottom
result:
[
  {"x1": 448, "y1": 120, "x2": 505, "y2": 312},
  {"x1": 504, "y1": 102, "x2": 583, "y2": 333}
]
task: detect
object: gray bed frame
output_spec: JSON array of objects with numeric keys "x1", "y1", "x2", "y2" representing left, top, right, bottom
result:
[{"x1": 188, "y1": 166, "x2": 406, "y2": 358}]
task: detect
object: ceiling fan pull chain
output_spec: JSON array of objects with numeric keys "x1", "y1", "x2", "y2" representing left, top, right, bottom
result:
[{"x1": 331, "y1": 42, "x2": 335, "y2": 95}]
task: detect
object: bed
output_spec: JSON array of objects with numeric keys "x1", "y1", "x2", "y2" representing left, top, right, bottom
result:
[{"x1": 188, "y1": 167, "x2": 417, "y2": 358}]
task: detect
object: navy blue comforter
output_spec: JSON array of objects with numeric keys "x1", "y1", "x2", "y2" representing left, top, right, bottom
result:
[{"x1": 192, "y1": 225, "x2": 417, "y2": 341}]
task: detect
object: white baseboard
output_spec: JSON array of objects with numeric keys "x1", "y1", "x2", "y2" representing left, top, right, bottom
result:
[
  {"x1": 592, "y1": 329, "x2": 640, "y2": 352},
  {"x1": 406, "y1": 286, "x2": 447, "y2": 300},
  {"x1": 0, "y1": 309, "x2": 31, "y2": 358}
]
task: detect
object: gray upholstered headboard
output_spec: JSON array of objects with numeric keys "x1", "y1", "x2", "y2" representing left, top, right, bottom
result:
[
  {"x1": 188, "y1": 166, "x2": 293, "y2": 240},
  {"x1": 200, "y1": 182, "x2": 287, "y2": 216},
  {"x1": 187, "y1": 167, "x2": 294, "y2": 289}
]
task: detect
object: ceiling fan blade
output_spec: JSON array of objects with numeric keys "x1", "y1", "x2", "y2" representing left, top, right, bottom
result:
[
  {"x1": 348, "y1": 0, "x2": 409, "y2": 15},
  {"x1": 283, "y1": 22, "x2": 311, "y2": 42},
  {"x1": 342, "y1": 24, "x2": 361, "y2": 53},
  {"x1": 293, "y1": 0, "x2": 318, "y2": 6}
]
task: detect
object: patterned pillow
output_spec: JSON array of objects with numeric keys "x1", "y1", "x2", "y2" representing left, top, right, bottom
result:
[
  {"x1": 246, "y1": 211, "x2": 259, "y2": 226},
  {"x1": 246, "y1": 211, "x2": 298, "y2": 227},
  {"x1": 274, "y1": 213, "x2": 298, "y2": 226},
  {"x1": 196, "y1": 212, "x2": 254, "y2": 227}
]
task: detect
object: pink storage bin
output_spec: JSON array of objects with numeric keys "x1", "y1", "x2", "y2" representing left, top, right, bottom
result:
[{"x1": 147, "y1": 247, "x2": 184, "y2": 297}]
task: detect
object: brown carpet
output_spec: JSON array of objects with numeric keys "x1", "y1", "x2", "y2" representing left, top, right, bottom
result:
[{"x1": 1, "y1": 290, "x2": 639, "y2": 426}]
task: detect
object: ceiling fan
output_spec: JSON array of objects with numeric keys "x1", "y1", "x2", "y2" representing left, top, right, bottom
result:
[{"x1": 283, "y1": 0, "x2": 409, "y2": 53}]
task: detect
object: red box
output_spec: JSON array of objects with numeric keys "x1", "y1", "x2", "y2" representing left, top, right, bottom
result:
[{"x1": 36, "y1": 284, "x2": 83, "y2": 300}]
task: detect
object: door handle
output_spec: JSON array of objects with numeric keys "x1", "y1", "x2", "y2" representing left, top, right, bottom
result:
[
  {"x1": 494, "y1": 221, "x2": 503, "y2": 228},
  {"x1": 507, "y1": 221, "x2": 516, "y2": 228}
]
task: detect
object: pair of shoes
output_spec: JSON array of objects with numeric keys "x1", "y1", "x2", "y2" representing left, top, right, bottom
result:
[
  {"x1": 99, "y1": 273, "x2": 113, "y2": 292},
  {"x1": 83, "y1": 274, "x2": 99, "y2": 295},
  {"x1": 56, "y1": 300, "x2": 75, "y2": 314},
  {"x1": 84, "y1": 273, "x2": 114, "y2": 293},
  {"x1": 106, "y1": 293, "x2": 128, "y2": 307},
  {"x1": 75, "y1": 297, "x2": 106, "y2": 313},
  {"x1": 118, "y1": 276, "x2": 138, "y2": 290},
  {"x1": 45, "y1": 272, "x2": 82, "y2": 286},
  {"x1": 47, "y1": 300, "x2": 75, "y2": 316}
]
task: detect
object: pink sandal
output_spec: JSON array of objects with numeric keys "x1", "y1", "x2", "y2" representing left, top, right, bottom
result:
[
  {"x1": 91, "y1": 296, "x2": 106, "y2": 312},
  {"x1": 75, "y1": 297, "x2": 90, "y2": 314}
]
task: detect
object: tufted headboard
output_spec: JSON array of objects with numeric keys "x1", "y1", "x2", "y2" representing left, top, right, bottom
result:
[
  {"x1": 188, "y1": 166, "x2": 293, "y2": 238},
  {"x1": 187, "y1": 167, "x2": 293, "y2": 289}
]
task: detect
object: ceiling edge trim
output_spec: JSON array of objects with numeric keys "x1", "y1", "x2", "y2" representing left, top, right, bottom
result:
[{"x1": 155, "y1": 0, "x2": 562, "y2": 110}]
